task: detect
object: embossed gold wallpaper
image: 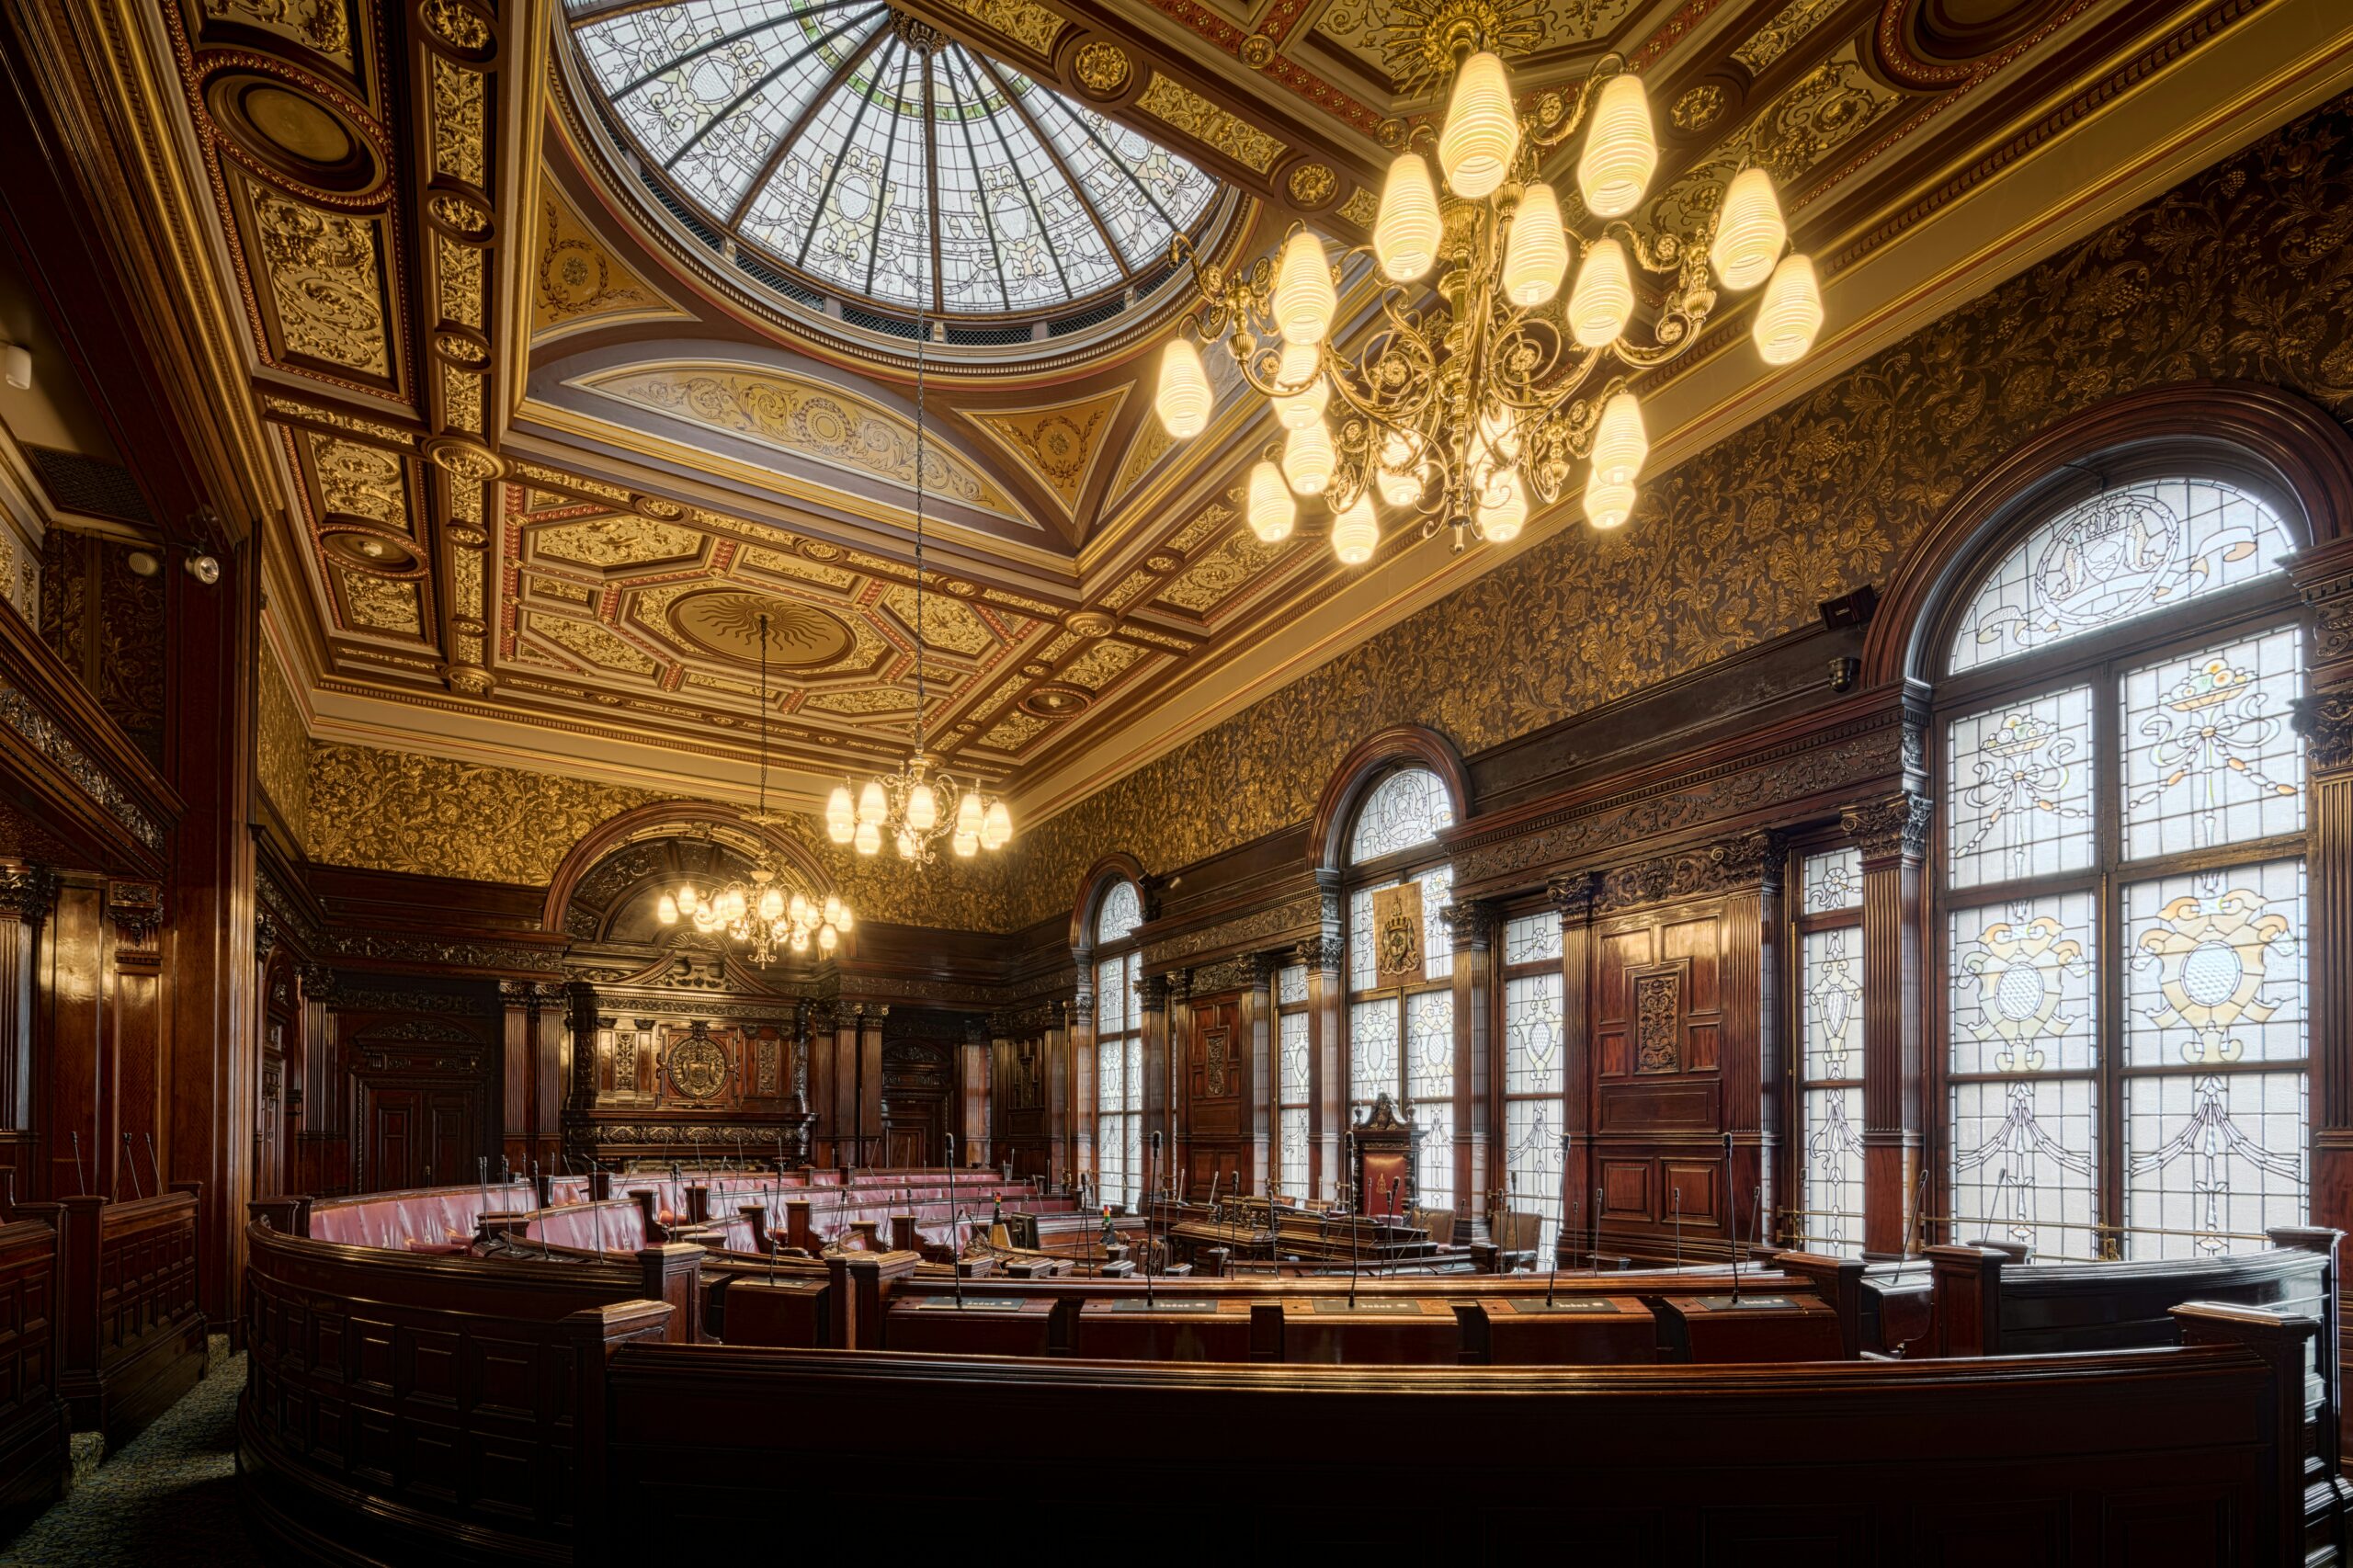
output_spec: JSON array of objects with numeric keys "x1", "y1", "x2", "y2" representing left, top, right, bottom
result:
[
  {"x1": 294, "y1": 98, "x2": 2353, "y2": 937},
  {"x1": 256, "y1": 650, "x2": 309, "y2": 845}
]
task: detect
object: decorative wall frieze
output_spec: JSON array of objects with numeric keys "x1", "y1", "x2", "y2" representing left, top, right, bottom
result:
[
  {"x1": 990, "y1": 997, "x2": 1067, "y2": 1038},
  {"x1": 1595, "y1": 829, "x2": 1788, "y2": 915},
  {"x1": 314, "y1": 930, "x2": 568, "y2": 975},
  {"x1": 0, "y1": 683, "x2": 165, "y2": 853},
  {"x1": 1842, "y1": 791, "x2": 1934, "y2": 864},
  {"x1": 1187, "y1": 953, "x2": 1262, "y2": 995},
  {"x1": 1448, "y1": 717, "x2": 1899, "y2": 895},
  {"x1": 1141, "y1": 889, "x2": 1324, "y2": 970},
  {"x1": 328, "y1": 983, "x2": 495, "y2": 1017}
]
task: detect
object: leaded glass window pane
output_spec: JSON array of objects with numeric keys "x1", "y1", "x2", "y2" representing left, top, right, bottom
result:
[
  {"x1": 1278, "y1": 1010, "x2": 1311, "y2": 1101},
  {"x1": 1949, "y1": 477, "x2": 2293, "y2": 675},
  {"x1": 1801, "y1": 847, "x2": 1863, "y2": 914},
  {"x1": 1504, "y1": 1098, "x2": 1563, "y2": 1255},
  {"x1": 1095, "y1": 955, "x2": 1123, "y2": 1035},
  {"x1": 1801, "y1": 1085, "x2": 1865, "y2": 1258},
  {"x1": 1801, "y1": 927, "x2": 1863, "y2": 1083},
  {"x1": 1277, "y1": 963, "x2": 1308, "y2": 1006},
  {"x1": 1948, "y1": 686, "x2": 2097, "y2": 888},
  {"x1": 1348, "y1": 999, "x2": 1395, "y2": 1107},
  {"x1": 1096, "y1": 1040, "x2": 1121, "y2": 1115},
  {"x1": 1122, "y1": 1033, "x2": 1141, "y2": 1108},
  {"x1": 1279, "y1": 1107, "x2": 1310, "y2": 1199},
  {"x1": 1404, "y1": 991, "x2": 1452, "y2": 1100},
  {"x1": 1504, "y1": 911, "x2": 1562, "y2": 965},
  {"x1": 1417, "y1": 865, "x2": 1456, "y2": 980},
  {"x1": 1949, "y1": 894, "x2": 2098, "y2": 1075},
  {"x1": 1412, "y1": 1103, "x2": 1453, "y2": 1211},
  {"x1": 1097, "y1": 880, "x2": 1142, "y2": 945},
  {"x1": 2123, "y1": 1069, "x2": 2306, "y2": 1259},
  {"x1": 1504, "y1": 972, "x2": 1563, "y2": 1096},
  {"x1": 1122, "y1": 1115, "x2": 1142, "y2": 1210},
  {"x1": 1949, "y1": 1077, "x2": 2099, "y2": 1259},
  {"x1": 2124, "y1": 861, "x2": 2305, "y2": 1069},
  {"x1": 1347, "y1": 767, "x2": 1454, "y2": 863},
  {"x1": 1347, "y1": 884, "x2": 1383, "y2": 991},
  {"x1": 2120, "y1": 627, "x2": 2305, "y2": 859}
]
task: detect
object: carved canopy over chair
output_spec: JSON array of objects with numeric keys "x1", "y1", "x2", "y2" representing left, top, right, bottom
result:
[{"x1": 1350, "y1": 1093, "x2": 1420, "y2": 1218}]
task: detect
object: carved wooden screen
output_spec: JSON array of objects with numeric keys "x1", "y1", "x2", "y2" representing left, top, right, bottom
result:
[
  {"x1": 1344, "y1": 767, "x2": 1456, "y2": 1208},
  {"x1": 1094, "y1": 881, "x2": 1143, "y2": 1208},
  {"x1": 1938, "y1": 476, "x2": 2307, "y2": 1261},
  {"x1": 1593, "y1": 905, "x2": 1728, "y2": 1245},
  {"x1": 1793, "y1": 847, "x2": 1865, "y2": 1257},
  {"x1": 1184, "y1": 997, "x2": 1244, "y2": 1198}
]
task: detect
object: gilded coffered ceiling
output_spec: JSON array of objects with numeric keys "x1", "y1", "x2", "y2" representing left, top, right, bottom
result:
[{"x1": 127, "y1": 0, "x2": 2353, "y2": 823}]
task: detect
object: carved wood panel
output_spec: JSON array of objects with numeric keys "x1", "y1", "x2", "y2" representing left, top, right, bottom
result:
[{"x1": 1590, "y1": 902, "x2": 1733, "y2": 1234}]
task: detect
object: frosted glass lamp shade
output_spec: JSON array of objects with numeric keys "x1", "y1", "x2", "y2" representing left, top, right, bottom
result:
[
  {"x1": 955, "y1": 791, "x2": 983, "y2": 835},
  {"x1": 1155, "y1": 337, "x2": 1211, "y2": 437},
  {"x1": 1330, "y1": 494, "x2": 1380, "y2": 565},
  {"x1": 1273, "y1": 229, "x2": 1337, "y2": 346},
  {"x1": 982, "y1": 799, "x2": 1013, "y2": 849},
  {"x1": 1283, "y1": 419, "x2": 1335, "y2": 494},
  {"x1": 1567, "y1": 237, "x2": 1633, "y2": 348},
  {"x1": 1273, "y1": 340, "x2": 1328, "y2": 429},
  {"x1": 1373, "y1": 153, "x2": 1442, "y2": 280},
  {"x1": 906, "y1": 781, "x2": 938, "y2": 831},
  {"x1": 1710, "y1": 167, "x2": 1786, "y2": 290},
  {"x1": 856, "y1": 779, "x2": 887, "y2": 825},
  {"x1": 1438, "y1": 51, "x2": 1519, "y2": 199},
  {"x1": 1503, "y1": 182, "x2": 1568, "y2": 307},
  {"x1": 1476, "y1": 468, "x2": 1528, "y2": 541},
  {"x1": 1247, "y1": 460, "x2": 1297, "y2": 541},
  {"x1": 656, "y1": 893, "x2": 678, "y2": 925},
  {"x1": 1590, "y1": 391, "x2": 1648, "y2": 486},
  {"x1": 824, "y1": 785, "x2": 855, "y2": 842},
  {"x1": 1586, "y1": 473, "x2": 1637, "y2": 529},
  {"x1": 1753, "y1": 252, "x2": 1823, "y2": 366},
  {"x1": 853, "y1": 820, "x2": 881, "y2": 856},
  {"x1": 1576, "y1": 74, "x2": 1654, "y2": 218}
]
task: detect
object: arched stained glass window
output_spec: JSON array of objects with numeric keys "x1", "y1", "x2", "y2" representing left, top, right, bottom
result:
[
  {"x1": 1948, "y1": 477, "x2": 2293, "y2": 675},
  {"x1": 1344, "y1": 767, "x2": 1457, "y2": 1210},
  {"x1": 1938, "y1": 473, "x2": 2306, "y2": 1262},
  {"x1": 1092, "y1": 879, "x2": 1143, "y2": 1208}
]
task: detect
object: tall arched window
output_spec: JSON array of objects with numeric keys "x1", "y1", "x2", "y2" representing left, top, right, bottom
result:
[
  {"x1": 1093, "y1": 880, "x2": 1144, "y2": 1209},
  {"x1": 1344, "y1": 767, "x2": 1456, "y2": 1209},
  {"x1": 1936, "y1": 473, "x2": 2308, "y2": 1261}
]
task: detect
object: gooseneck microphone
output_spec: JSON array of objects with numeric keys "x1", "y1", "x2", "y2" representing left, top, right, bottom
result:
[{"x1": 944, "y1": 1133, "x2": 962, "y2": 1309}]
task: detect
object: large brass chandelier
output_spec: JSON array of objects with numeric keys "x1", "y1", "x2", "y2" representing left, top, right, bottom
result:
[
  {"x1": 824, "y1": 289, "x2": 1012, "y2": 868},
  {"x1": 660, "y1": 612, "x2": 853, "y2": 962},
  {"x1": 1152, "y1": 26, "x2": 1821, "y2": 561}
]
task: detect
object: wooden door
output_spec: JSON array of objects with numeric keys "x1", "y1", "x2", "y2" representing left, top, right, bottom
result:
[{"x1": 359, "y1": 1082, "x2": 483, "y2": 1192}]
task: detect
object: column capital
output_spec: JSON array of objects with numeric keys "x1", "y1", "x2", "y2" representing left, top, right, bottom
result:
[
  {"x1": 1841, "y1": 791, "x2": 1933, "y2": 866},
  {"x1": 1292, "y1": 935, "x2": 1345, "y2": 974},
  {"x1": 1439, "y1": 900, "x2": 1495, "y2": 950},
  {"x1": 1139, "y1": 972, "x2": 1172, "y2": 1012},
  {"x1": 1708, "y1": 827, "x2": 1789, "y2": 892},
  {"x1": 2293, "y1": 691, "x2": 2353, "y2": 774},
  {"x1": 0, "y1": 865, "x2": 54, "y2": 924},
  {"x1": 1545, "y1": 870, "x2": 1598, "y2": 920}
]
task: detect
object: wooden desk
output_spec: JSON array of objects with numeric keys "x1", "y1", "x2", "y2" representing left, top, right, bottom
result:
[
  {"x1": 1657, "y1": 1293, "x2": 1843, "y2": 1363},
  {"x1": 722, "y1": 1276, "x2": 829, "y2": 1349},
  {"x1": 882, "y1": 1295, "x2": 1060, "y2": 1357},
  {"x1": 1074, "y1": 1298, "x2": 1256, "y2": 1363},
  {"x1": 1279, "y1": 1298, "x2": 1458, "y2": 1365},
  {"x1": 1472, "y1": 1297, "x2": 1655, "y2": 1365}
]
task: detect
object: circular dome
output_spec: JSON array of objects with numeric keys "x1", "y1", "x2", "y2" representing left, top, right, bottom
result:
[{"x1": 568, "y1": 3, "x2": 1229, "y2": 328}]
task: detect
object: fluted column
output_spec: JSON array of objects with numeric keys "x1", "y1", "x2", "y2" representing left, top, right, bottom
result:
[
  {"x1": 1443, "y1": 900, "x2": 1495, "y2": 1233},
  {"x1": 1844, "y1": 791, "x2": 1931, "y2": 1256},
  {"x1": 1711, "y1": 831, "x2": 1785, "y2": 1256},
  {"x1": 1547, "y1": 872, "x2": 1597, "y2": 1266}
]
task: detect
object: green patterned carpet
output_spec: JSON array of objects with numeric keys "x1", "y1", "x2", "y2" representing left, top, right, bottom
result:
[{"x1": 0, "y1": 1346, "x2": 260, "y2": 1566}]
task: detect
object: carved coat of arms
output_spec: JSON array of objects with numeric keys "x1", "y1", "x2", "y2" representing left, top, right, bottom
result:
[
  {"x1": 1371, "y1": 881, "x2": 1426, "y2": 983},
  {"x1": 667, "y1": 1028, "x2": 731, "y2": 1100},
  {"x1": 1203, "y1": 1027, "x2": 1232, "y2": 1096}
]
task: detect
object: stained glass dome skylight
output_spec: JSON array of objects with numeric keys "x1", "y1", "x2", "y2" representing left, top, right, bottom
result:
[{"x1": 568, "y1": 3, "x2": 1227, "y2": 324}]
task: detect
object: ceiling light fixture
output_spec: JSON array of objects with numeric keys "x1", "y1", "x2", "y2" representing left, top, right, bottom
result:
[
  {"x1": 1154, "y1": 26, "x2": 1819, "y2": 565},
  {"x1": 660, "y1": 610, "x2": 851, "y2": 962},
  {"x1": 826, "y1": 238, "x2": 1011, "y2": 868}
]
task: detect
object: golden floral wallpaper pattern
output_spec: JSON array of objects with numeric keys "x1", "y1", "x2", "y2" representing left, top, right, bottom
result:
[
  {"x1": 297, "y1": 101, "x2": 2353, "y2": 937},
  {"x1": 256, "y1": 650, "x2": 309, "y2": 844}
]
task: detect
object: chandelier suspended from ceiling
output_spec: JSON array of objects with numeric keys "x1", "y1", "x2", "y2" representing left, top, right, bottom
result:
[
  {"x1": 1152, "y1": 22, "x2": 1821, "y2": 562},
  {"x1": 826, "y1": 256, "x2": 1013, "y2": 868},
  {"x1": 661, "y1": 611, "x2": 854, "y2": 961}
]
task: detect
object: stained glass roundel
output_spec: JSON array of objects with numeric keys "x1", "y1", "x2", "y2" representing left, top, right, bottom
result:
[{"x1": 567, "y1": 3, "x2": 1225, "y2": 321}]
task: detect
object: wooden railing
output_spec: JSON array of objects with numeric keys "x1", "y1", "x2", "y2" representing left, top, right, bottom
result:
[{"x1": 15, "y1": 1185, "x2": 207, "y2": 1449}]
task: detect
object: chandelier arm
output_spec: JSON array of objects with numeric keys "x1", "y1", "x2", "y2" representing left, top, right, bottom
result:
[
  {"x1": 1520, "y1": 51, "x2": 1626, "y2": 158},
  {"x1": 1600, "y1": 219, "x2": 1690, "y2": 278}
]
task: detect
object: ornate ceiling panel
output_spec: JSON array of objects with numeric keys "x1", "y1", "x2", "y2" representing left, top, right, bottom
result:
[{"x1": 138, "y1": 0, "x2": 2352, "y2": 821}]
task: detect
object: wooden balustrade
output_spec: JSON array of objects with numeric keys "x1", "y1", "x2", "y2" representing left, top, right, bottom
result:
[
  {"x1": 15, "y1": 1185, "x2": 207, "y2": 1449},
  {"x1": 0, "y1": 1217, "x2": 66, "y2": 1527}
]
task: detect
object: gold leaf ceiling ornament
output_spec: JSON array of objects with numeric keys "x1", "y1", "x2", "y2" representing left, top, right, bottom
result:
[
  {"x1": 938, "y1": 0, "x2": 1065, "y2": 55},
  {"x1": 249, "y1": 187, "x2": 390, "y2": 375},
  {"x1": 338, "y1": 569, "x2": 424, "y2": 635},
  {"x1": 201, "y1": 0, "x2": 353, "y2": 72},
  {"x1": 1133, "y1": 76, "x2": 1284, "y2": 175},
  {"x1": 572, "y1": 363, "x2": 1021, "y2": 521},
  {"x1": 529, "y1": 513, "x2": 707, "y2": 569},
  {"x1": 963, "y1": 385, "x2": 1131, "y2": 515},
  {"x1": 306, "y1": 433, "x2": 408, "y2": 528},
  {"x1": 530, "y1": 173, "x2": 688, "y2": 342}
]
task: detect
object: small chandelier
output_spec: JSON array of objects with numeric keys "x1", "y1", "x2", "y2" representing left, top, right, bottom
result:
[
  {"x1": 659, "y1": 611, "x2": 853, "y2": 961},
  {"x1": 1154, "y1": 30, "x2": 1820, "y2": 559},
  {"x1": 827, "y1": 289, "x2": 1012, "y2": 867}
]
